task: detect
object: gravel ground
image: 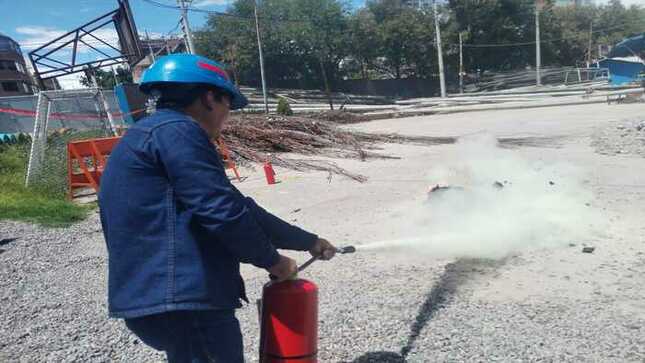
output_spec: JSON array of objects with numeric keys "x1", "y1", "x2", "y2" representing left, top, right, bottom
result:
[
  {"x1": 2, "y1": 104, "x2": 645, "y2": 362},
  {"x1": 2, "y1": 216, "x2": 644, "y2": 362},
  {"x1": 592, "y1": 118, "x2": 645, "y2": 157},
  {"x1": 0, "y1": 214, "x2": 163, "y2": 362}
]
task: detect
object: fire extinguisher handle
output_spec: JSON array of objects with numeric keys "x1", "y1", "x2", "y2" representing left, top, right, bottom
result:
[
  {"x1": 297, "y1": 256, "x2": 319, "y2": 272},
  {"x1": 267, "y1": 255, "x2": 318, "y2": 281}
]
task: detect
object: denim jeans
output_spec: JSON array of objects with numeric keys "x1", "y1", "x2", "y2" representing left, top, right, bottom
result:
[{"x1": 124, "y1": 310, "x2": 244, "y2": 363}]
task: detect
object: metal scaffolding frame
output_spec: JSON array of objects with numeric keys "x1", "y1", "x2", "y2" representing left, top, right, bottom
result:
[{"x1": 28, "y1": 0, "x2": 143, "y2": 89}]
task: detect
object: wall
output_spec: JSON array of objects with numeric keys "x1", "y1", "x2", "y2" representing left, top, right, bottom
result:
[{"x1": 336, "y1": 78, "x2": 443, "y2": 98}]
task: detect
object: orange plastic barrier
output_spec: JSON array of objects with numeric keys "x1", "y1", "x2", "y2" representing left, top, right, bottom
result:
[
  {"x1": 215, "y1": 137, "x2": 241, "y2": 182},
  {"x1": 67, "y1": 136, "x2": 121, "y2": 198}
]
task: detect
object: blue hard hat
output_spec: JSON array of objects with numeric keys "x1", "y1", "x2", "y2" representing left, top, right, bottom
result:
[{"x1": 140, "y1": 53, "x2": 248, "y2": 110}]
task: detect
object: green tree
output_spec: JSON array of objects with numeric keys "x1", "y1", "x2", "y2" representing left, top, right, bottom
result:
[
  {"x1": 448, "y1": 0, "x2": 537, "y2": 71},
  {"x1": 195, "y1": 0, "x2": 257, "y2": 85},
  {"x1": 541, "y1": 3, "x2": 597, "y2": 67},
  {"x1": 595, "y1": 0, "x2": 645, "y2": 48},
  {"x1": 364, "y1": 0, "x2": 443, "y2": 79},
  {"x1": 196, "y1": 0, "x2": 350, "y2": 106},
  {"x1": 194, "y1": 0, "x2": 645, "y2": 92},
  {"x1": 80, "y1": 67, "x2": 133, "y2": 89},
  {"x1": 285, "y1": 0, "x2": 350, "y2": 106},
  {"x1": 347, "y1": 9, "x2": 380, "y2": 79}
]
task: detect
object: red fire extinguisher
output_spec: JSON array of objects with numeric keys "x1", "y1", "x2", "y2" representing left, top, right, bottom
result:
[
  {"x1": 264, "y1": 156, "x2": 277, "y2": 185},
  {"x1": 258, "y1": 247, "x2": 355, "y2": 362},
  {"x1": 259, "y1": 278, "x2": 318, "y2": 362}
]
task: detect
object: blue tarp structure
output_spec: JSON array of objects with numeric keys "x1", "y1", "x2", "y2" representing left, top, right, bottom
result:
[
  {"x1": 608, "y1": 33, "x2": 645, "y2": 59},
  {"x1": 114, "y1": 84, "x2": 134, "y2": 125},
  {"x1": 599, "y1": 58, "x2": 644, "y2": 85},
  {"x1": 598, "y1": 33, "x2": 645, "y2": 85}
]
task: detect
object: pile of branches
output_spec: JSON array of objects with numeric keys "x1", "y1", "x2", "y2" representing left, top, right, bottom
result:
[{"x1": 221, "y1": 114, "x2": 452, "y2": 182}]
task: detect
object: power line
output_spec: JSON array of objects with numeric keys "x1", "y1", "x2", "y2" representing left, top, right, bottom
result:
[
  {"x1": 140, "y1": 0, "x2": 639, "y2": 48},
  {"x1": 461, "y1": 21, "x2": 636, "y2": 48},
  {"x1": 141, "y1": 0, "x2": 254, "y2": 19},
  {"x1": 140, "y1": 0, "x2": 307, "y2": 23},
  {"x1": 19, "y1": 2, "x2": 638, "y2": 50},
  {"x1": 166, "y1": 19, "x2": 182, "y2": 36}
]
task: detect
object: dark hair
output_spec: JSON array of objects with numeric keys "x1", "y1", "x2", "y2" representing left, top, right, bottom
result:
[{"x1": 149, "y1": 83, "x2": 229, "y2": 110}]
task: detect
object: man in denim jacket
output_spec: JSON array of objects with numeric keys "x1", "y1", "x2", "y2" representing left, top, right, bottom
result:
[{"x1": 98, "y1": 54, "x2": 336, "y2": 362}]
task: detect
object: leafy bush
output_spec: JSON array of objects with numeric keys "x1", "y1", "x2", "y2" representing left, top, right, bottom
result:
[{"x1": 276, "y1": 98, "x2": 293, "y2": 116}]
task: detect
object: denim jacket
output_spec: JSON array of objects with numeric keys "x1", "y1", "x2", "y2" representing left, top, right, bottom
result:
[{"x1": 98, "y1": 109, "x2": 317, "y2": 319}]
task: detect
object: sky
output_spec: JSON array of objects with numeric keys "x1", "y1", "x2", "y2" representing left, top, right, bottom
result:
[{"x1": 0, "y1": 0, "x2": 643, "y2": 89}]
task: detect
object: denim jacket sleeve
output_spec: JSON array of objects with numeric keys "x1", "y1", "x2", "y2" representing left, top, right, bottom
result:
[
  {"x1": 152, "y1": 119, "x2": 280, "y2": 269},
  {"x1": 244, "y1": 197, "x2": 318, "y2": 251}
]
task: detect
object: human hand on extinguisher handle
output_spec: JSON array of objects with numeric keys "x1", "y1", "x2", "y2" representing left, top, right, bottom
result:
[
  {"x1": 267, "y1": 255, "x2": 298, "y2": 282},
  {"x1": 309, "y1": 238, "x2": 337, "y2": 260}
]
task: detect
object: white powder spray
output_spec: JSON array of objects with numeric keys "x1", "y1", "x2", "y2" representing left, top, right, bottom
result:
[{"x1": 359, "y1": 134, "x2": 603, "y2": 259}]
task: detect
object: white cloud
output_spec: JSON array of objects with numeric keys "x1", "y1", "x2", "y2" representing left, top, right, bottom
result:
[
  {"x1": 16, "y1": 26, "x2": 67, "y2": 49},
  {"x1": 192, "y1": 0, "x2": 232, "y2": 7},
  {"x1": 16, "y1": 26, "x2": 120, "y2": 53}
]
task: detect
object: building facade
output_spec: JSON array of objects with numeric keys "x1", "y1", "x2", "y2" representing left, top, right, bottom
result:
[
  {"x1": 133, "y1": 37, "x2": 186, "y2": 82},
  {"x1": 0, "y1": 33, "x2": 33, "y2": 97}
]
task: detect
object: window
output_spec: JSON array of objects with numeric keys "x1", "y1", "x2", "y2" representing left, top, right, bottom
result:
[
  {"x1": 0, "y1": 38, "x2": 10, "y2": 51},
  {"x1": 0, "y1": 60, "x2": 23, "y2": 72},
  {"x1": 0, "y1": 39, "x2": 21, "y2": 54},
  {"x1": 2, "y1": 81, "x2": 19, "y2": 92},
  {"x1": 0, "y1": 60, "x2": 17, "y2": 71}
]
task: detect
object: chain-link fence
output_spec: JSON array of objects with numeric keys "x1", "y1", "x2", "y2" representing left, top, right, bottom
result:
[{"x1": 0, "y1": 89, "x2": 126, "y2": 197}]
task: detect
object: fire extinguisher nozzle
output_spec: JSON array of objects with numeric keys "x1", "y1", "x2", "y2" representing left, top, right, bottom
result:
[{"x1": 337, "y1": 246, "x2": 356, "y2": 254}]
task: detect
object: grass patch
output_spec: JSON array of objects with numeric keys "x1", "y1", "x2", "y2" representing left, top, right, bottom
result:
[{"x1": 0, "y1": 143, "x2": 92, "y2": 227}]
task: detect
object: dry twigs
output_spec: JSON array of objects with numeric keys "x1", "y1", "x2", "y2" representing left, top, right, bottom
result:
[{"x1": 221, "y1": 114, "x2": 452, "y2": 181}]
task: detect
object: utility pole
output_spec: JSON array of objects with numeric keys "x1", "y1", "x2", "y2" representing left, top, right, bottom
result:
[
  {"x1": 433, "y1": 0, "x2": 446, "y2": 98},
  {"x1": 178, "y1": 0, "x2": 196, "y2": 54},
  {"x1": 254, "y1": 1, "x2": 269, "y2": 113},
  {"x1": 459, "y1": 32, "x2": 464, "y2": 94},
  {"x1": 535, "y1": 0, "x2": 542, "y2": 86},
  {"x1": 587, "y1": 21, "x2": 593, "y2": 67}
]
